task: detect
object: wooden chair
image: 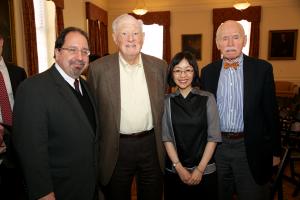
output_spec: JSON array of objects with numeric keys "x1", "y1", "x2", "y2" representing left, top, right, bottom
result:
[
  {"x1": 279, "y1": 124, "x2": 300, "y2": 198},
  {"x1": 288, "y1": 134, "x2": 300, "y2": 197},
  {"x1": 275, "y1": 81, "x2": 298, "y2": 98},
  {"x1": 270, "y1": 147, "x2": 290, "y2": 200}
]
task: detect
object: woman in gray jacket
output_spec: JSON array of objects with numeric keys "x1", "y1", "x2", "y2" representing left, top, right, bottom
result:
[{"x1": 162, "y1": 51, "x2": 222, "y2": 200}]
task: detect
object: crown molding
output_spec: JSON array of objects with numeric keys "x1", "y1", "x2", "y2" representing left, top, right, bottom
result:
[{"x1": 107, "y1": 0, "x2": 300, "y2": 14}]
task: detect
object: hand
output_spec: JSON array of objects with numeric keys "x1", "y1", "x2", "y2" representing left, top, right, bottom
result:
[
  {"x1": 175, "y1": 163, "x2": 192, "y2": 184},
  {"x1": 38, "y1": 192, "x2": 56, "y2": 200},
  {"x1": 273, "y1": 156, "x2": 281, "y2": 166},
  {"x1": 0, "y1": 124, "x2": 4, "y2": 143},
  {"x1": 0, "y1": 125, "x2": 6, "y2": 154},
  {"x1": 187, "y1": 167, "x2": 203, "y2": 185}
]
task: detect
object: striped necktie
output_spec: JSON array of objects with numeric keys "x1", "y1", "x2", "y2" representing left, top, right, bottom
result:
[{"x1": 74, "y1": 79, "x2": 81, "y2": 94}]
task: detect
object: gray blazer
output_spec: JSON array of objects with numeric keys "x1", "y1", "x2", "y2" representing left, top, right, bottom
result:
[{"x1": 88, "y1": 52, "x2": 167, "y2": 185}]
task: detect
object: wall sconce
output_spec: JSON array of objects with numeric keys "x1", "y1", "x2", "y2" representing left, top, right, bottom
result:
[
  {"x1": 132, "y1": 0, "x2": 148, "y2": 15},
  {"x1": 233, "y1": 0, "x2": 251, "y2": 11}
]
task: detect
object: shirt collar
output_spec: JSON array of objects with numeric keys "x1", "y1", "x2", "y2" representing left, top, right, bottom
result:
[
  {"x1": 119, "y1": 53, "x2": 143, "y2": 68},
  {"x1": 55, "y1": 63, "x2": 77, "y2": 85},
  {"x1": 171, "y1": 87, "x2": 199, "y2": 98},
  {"x1": 0, "y1": 57, "x2": 6, "y2": 70}
]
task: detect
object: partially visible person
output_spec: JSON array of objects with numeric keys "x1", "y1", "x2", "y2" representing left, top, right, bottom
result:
[
  {"x1": 0, "y1": 125, "x2": 5, "y2": 153},
  {"x1": 162, "y1": 51, "x2": 221, "y2": 200},
  {"x1": 13, "y1": 27, "x2": 99, "y2": 200},
  {"x1": 200, "y1": 20, "x2": 281, "y2": 200},
  {"x1": 81, "y1": 53, "x2": 101, "y2": 79},
  {"x1": 0, "y1": 32, "x2": 27, "y2": 200},
  {"x1": 88, "y1": 14, "x2": 167, "y2": 200},
  {"x1": 89, "y1": 53, "x2": 101, "y2": 63}
]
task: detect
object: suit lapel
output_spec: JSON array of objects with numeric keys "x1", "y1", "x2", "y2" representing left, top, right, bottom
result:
[
  {"x1": 211, "y1": 60, "x2": 223, "y2": 96},
  {"x1": 49, "y1": 66, "x2": 95, "y2": 137},
  {"x1": 142, "y1": 54, "x2": 158, "y2": 125},
  {"x1": 7, "y1": 64, "x2": 18, "y2": 95},
  {"x1": 243, "y1": 55, "x2": 253, "y2": 120},
  {"x1": 80, "y1": 78, "x2": 99, "y2": 137},
  {"x1": 105, "y1": 54, "x2": 121, "y2": 132}
]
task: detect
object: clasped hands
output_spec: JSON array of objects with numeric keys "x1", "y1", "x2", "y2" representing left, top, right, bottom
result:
[{"x1": 175, "y1": 162, "x2": 204, "y2": 186}]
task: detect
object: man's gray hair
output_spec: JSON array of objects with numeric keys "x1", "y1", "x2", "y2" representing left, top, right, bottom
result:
[{"x1": 112, "y1": 14, "x2": 144, "y2": 33}]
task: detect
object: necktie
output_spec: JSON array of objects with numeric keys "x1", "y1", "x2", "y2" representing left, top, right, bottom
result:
[
  {"x1": 74, "y1": 79, "x2": 81, "y2": 94},
  {"x1": 0, "y1": 72, "x2": 12, "y2": 126},
  {"x1": 224, "y1": 62, "x2": 239, "y2": 70}
]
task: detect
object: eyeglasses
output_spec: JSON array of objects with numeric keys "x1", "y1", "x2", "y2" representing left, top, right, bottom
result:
[
  {"x1": 173, "y1": 69, "x2": 194, "y2": 76},
  {"x1": 59, "y1": 47, "x2": 91, "y2": 56}
]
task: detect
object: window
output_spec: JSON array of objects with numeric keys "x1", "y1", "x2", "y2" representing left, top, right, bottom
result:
[
  {"x1": 131, "y1": 11, "x2": 170, "y2": 62},
  {"x1": 239, "y1": 20, "x2": 251, "y2": 56},
  {"x1": 33, "y1": 0, "x2": 56, "y2": 73},
  {"x1": 141, "y1": 24, "x2": 164, "y2": 59}
]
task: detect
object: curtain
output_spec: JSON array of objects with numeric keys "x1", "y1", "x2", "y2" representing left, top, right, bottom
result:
[
  {"x1": 132, "y1": 11, "x2": 171, "y2": 63},
  {"x1": 212, "y1": 6, "x2": 261, "y2": 62},
  {"x1": 22, "y1": 0, "x2": 38, "y2": 76},
  {"x1": 52, "y1": 0, "x2": 64, "y2": 35},
  {"x1": 86, "y1": 2, "x2": 108, "y2": 57}
]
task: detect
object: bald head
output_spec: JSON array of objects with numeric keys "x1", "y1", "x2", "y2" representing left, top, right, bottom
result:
[
  {"x1": 216, "y1": 20, "x2": 245, "y2": 41},
  {"x1": 215, "y1": 20, "x2": 247, "y2": 60}
]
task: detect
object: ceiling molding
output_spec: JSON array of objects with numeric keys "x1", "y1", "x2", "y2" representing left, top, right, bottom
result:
[{"x1": 107, "y1": 0, "x2": 300, "y2": 14}]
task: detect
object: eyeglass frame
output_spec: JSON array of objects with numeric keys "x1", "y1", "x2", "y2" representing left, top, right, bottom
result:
[
  {"x1": 172, "y1": 68, "x2": 194, "y2": 76},
  {"x1": 59, "y1": 47, "x2": 91, "y2": 57}
]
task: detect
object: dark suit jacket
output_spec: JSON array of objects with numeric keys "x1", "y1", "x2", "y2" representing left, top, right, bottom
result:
[
  {"x1": 1, "y1": 62, "x2": 26, "y2": 167},
  {"x1": 12, "y1": 65, "x2": 99, "y2": 200},
  {"x1": 200, "y1": 55, "x2": 281, "y2": 185},
  {"x1": 6, "y1": 62, "x2": 27, "y2": 96},
  {"x1": 88, "y1": 53, "x2": 167, "y2": 185}
]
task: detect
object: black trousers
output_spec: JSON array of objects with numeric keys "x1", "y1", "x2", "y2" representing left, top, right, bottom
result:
[
  {"x1": 103, "y1": 131, "x2": 163, "y2": 200},
  {"x1": 164, "y1": 170, "x2": 218, "y2": 200},
  {"x1": 0, "y1": 165, "x2": 28, "y2": 200},
  {"x1": 215, "y1": 138, "x2": 270, "y2": 200}
]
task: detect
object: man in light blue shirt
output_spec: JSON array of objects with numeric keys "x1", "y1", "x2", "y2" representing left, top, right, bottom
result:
[{"x1": 201, "y1": 20, "x2": 281, "y2": 200}]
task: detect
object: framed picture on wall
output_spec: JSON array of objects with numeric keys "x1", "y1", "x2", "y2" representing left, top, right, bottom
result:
[
  {"x1": 0, "y1": 0, "x2": 16, "y2": 64},
  {"x1": 182, "y1": 34, "x2": 202, "y2": 60},
  {"x1": 268, "y1": 29, "x2": 298, "y2": 60}
]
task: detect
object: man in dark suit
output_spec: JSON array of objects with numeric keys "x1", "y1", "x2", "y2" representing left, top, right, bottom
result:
[
  {"x1": 13, "y1": 27, "x2": 98, "y2": 200},
  {"x1": 88, "y1": 14, "x2": 167, "y2": 200},
  {"x1": 0, "y1": 32, "x2": 27, "y2": 200},
  {"x1": 200, "y1": 20, "x2": 281, "y2": 200}
]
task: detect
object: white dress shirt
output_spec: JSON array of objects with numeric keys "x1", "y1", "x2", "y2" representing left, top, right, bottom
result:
[
  {"x1": 55, "y1": 63, "x2": 82, "y2": 94},
  {"x1": 119, "y1": 53, "x2": 153, "y2": 134}
]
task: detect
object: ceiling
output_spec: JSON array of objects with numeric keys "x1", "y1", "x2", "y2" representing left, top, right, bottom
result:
[{"x1": 106, "y1": 0, "x2": 300, "y2": 12}]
